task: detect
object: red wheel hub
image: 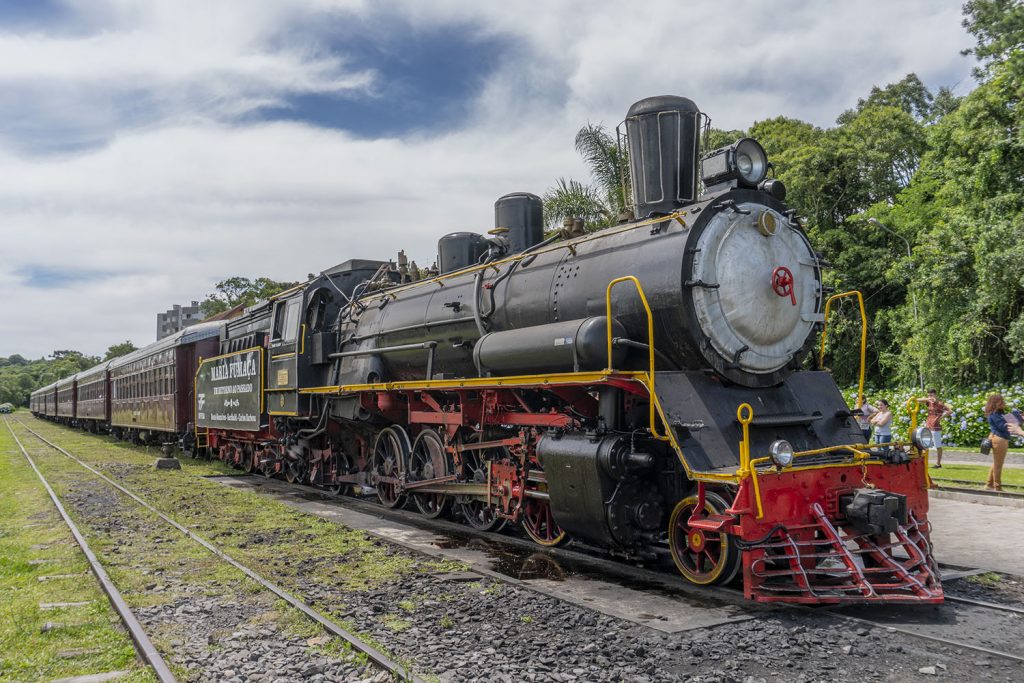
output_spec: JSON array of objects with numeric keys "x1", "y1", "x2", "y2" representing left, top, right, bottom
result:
[
  {"x1": 771, "y1": 266, "x2": 797, "y2": 305},
  {"x1": 688, "y1": 529, "x2": 706, "y2": 552}
]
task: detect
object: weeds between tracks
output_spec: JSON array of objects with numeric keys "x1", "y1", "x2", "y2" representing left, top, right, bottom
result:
[
  {"x1": 0, "y1": 421, "x2": 155, "y2": 682},
  {"x1": 12, "y1": 416, "x2": 467, "y2": 680}
]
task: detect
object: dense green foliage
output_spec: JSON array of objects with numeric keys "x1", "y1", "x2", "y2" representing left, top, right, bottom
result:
[
  {"x1": 103, "y1": 340, "x2": 137, "y2": 361},
  {"x1": 0, "y1": 351, "x2": 100, "y2": 407},
  {"x1": 199, "y1": 276, "x2": 298, "y2": 317}
]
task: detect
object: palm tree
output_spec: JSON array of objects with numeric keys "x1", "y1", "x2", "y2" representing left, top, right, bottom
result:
[
  {"x1": 542, "y1": 178, "x2": 608, "y2": 229},
  {"x1": 543, "y1": 123, "x2": 631, "y2": 231}
]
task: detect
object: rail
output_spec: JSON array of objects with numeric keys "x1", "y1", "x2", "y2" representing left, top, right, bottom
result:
[
  {"x1": 818, "y1": 290, "x2": 867, "y2": 410},
  {"x1": 14, "y1": 419, "x2": 426, "y2": 683},
  {"x1": 4, "y1": 418, "x2": 178, "y2": 683},
  {"x1": 604, "y1": 275, "x2": 667, "y2": 440}
]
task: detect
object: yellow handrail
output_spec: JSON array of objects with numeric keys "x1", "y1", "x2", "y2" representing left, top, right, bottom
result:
[
  {"x1": 734, "y1": 403, "x2": 764, "y2": 519},
  {"x1": 604, "y1": 276, "x2": 667, "y2": 440},
  {"x1": 904, "y1": 398, "x2": 933, "y2": 488},
  {"x1": 818, "y1": 290, "x2": 867, "y2": 410}
]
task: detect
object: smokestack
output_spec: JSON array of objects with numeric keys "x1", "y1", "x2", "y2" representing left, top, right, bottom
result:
[{"x1": 624, "y1": 95, "x2": 701, "y2": 218}]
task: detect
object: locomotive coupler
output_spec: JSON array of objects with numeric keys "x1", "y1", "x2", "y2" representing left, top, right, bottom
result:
[{"x1": 841, "y1": 489, "x2": 908, "y2": 536}]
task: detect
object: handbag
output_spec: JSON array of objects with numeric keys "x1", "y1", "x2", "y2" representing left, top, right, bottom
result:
[{"x1": 980, "y1": 437, "x2": 993, "y2": 455}]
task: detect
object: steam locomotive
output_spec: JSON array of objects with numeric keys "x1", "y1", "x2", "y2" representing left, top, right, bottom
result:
[{"x1": 32, "y1": 96, "x2": 942, "y2": 604}]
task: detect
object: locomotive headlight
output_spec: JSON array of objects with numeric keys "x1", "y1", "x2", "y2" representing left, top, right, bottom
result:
[
  {"x1": 911, "y1": 426, "x2": 934, "y2": 451},
  {"x1": 734, "y1": 138, "x2": 768, "y2": 184},
  {"x1": 769, "y1": 440, "x2": 794, "y2": 468},
  {"x1": 700, "y1": 137, "x2": 770, "y2": 188}
]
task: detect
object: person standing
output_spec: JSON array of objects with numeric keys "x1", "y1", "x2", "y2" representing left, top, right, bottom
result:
[
  {"x1": 870, "y1": 399, "x2": 892, "y2": 450},
  {"x1": 917, "y1": 389, "x2": 953, "y2": 467},
  {"x1": 855, "y1": 396, "x2": 877, "y2": 443},
  {"x1": 984, "y1": 394, "x2": 1012, "y2": 491}
]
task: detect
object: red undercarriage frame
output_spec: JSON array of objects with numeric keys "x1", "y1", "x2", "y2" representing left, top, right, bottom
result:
[
  {"x1": 202, "y1": 377, "x2": 942, "y2": 605},
  {"x1": 697, "y1": 458, "x2": 943, "y2": 604}
]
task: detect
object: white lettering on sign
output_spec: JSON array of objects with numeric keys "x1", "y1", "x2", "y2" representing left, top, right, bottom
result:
[{"x1": 210, "y1": 355, "x2": 259, "y2": 381}]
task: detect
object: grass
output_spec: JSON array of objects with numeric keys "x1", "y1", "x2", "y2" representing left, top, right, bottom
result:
[
  {"x1": 19, "y1": 417, "x2": 425, "y2": 592},
  {"x1": 0, "y1": 418, "x2": 155, "y2": 682},
  {"x1": 929, "y1": 463, "x2": 1024, "y2": 488},
  {"x1": 966, "y1": 572, "x2": 1004, "y2": 587},
  {"x1": 381, "y1": 615, "x2": 412, "y2": 632},
  {"x1": 9, "y1": 414, "x2": 476, "y2": 681}
]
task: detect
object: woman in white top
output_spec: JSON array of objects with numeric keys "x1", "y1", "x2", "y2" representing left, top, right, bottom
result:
[{"x1": 870, "y1": 399, "x2": 893, "y2": 449}]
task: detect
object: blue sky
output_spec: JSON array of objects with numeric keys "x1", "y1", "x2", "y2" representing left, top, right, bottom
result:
[
  {"x1": 255, "y1": 17, "x2": 515, "y2": 137},
  {"x1": 0, "y1": 0, "x2": 976, "y2": 357}
]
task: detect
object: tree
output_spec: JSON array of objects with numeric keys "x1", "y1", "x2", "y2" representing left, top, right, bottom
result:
[
  {"x1": 542, "y1": 178, "x2": 609, "y2": 229},
  {"x1": 962, "y1": 0, "x2": 1024, "y2": 76},
  {"x1": 836, "y1": 74, "x2": 935, "y2": 124},
  {"x1": 200, "y1": 277, "x2": 298, "y2": 317},
  {"x1": 748, "y1": 80, "x2": 932, "y2": 387},
  {"x1": 574, "y1": 123, "x2": 630, "y2": 217},
  {"x1": 542, "y1": 123, "x2": 629, "y2": 230},
  {"x1": 703, "y1": 128, "x2": 746, "y2": 151},
  {"x1": 104, "y1": 341, "x2": 137, "y2": 361}
]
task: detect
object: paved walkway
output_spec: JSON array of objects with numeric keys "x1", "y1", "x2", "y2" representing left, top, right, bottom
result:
[{"x1": 928, "y1": 495, "x2": 1024, "y2": 574}]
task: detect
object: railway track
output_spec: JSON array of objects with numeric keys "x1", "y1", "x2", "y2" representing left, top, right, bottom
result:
[
  {"x1": 6, "y1": 417, "x2": 424, "y2": 683},
  {"x1": 205, "y1": 454, "x2": 1024, "y2": 666},
  {"x1": 13, "y1": 416, "x2": 1024, "y2": 677},
  {"x1": 4, "y1": 419, "x2": 177, "y2": 683}
]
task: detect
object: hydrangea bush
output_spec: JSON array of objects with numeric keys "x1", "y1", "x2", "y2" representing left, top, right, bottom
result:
[{"x1": 842, "y1": 385, "x2": 1024, "y2": 449}]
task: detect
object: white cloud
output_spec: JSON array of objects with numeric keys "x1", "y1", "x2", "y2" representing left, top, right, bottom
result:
[{"x1": 0, "y1": 0, "x2": 975, "y2": 357}]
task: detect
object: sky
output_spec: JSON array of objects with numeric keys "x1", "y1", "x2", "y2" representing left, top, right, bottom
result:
[{"x1": 0, "y1": 0, "x2": 976, "y2": 358}]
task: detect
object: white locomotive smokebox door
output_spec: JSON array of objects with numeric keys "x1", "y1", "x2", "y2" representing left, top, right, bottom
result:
[{"x1": 690, "y1": 204, "x2": 819, "y2": 374}]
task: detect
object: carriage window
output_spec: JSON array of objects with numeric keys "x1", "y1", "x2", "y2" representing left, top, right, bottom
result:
[{"x1": 273, "y1": 297, "x2": 302, "y2": 342}]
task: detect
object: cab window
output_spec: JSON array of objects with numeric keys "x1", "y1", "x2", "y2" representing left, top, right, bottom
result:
[{"x1": 273, "y1": 297, "x2": 301, "y2": 342}]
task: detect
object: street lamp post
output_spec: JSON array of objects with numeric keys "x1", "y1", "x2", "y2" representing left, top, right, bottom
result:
[{"x1": 869, "y1": 217, "x2": 924, "y2": 389}]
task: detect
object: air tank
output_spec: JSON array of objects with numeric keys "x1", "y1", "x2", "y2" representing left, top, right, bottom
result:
[
  {"x1": 625, "y1": 95, "x2": 701, "y2": 217},
  {"x1": 494, "y1": 192, "x2": 544, "y2": 253},
  {"x1": 473, "y1": 317, "x2": 627, "y2": 376},
  {"x1": 437, "y1": 232, "x2": 488, "y2": 274}
]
